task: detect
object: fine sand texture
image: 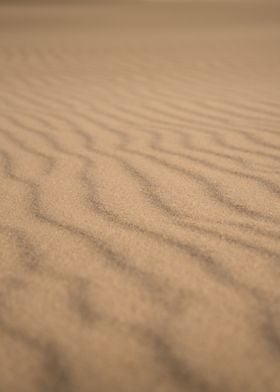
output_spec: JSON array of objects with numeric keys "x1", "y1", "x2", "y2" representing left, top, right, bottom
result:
[{"x1": 0, "y1": 3, "x2": 280, "y2": 392}]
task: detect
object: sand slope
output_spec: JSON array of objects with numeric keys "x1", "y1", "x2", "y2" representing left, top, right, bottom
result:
[{"x1": 0, "y1": 3, "x2": 280, "y2": 392}]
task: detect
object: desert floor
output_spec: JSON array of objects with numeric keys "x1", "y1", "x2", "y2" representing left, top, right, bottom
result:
[{"x1": 0, "y1": 3, "x2": 280, "y2": 392}]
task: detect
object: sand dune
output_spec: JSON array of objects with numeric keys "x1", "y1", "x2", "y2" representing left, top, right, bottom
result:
[{"x1": 0, "y1": 3, "x2": 280, "y2": 392}]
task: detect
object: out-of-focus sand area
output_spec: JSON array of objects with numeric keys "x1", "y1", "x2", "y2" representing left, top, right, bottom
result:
[{"x1": 0, "y1": 2, "x2": 280, "y2": 391}]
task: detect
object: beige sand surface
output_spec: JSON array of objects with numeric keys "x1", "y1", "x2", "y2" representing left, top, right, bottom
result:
[{"x1": 0, "y1": 3, "x2": 280, "y2": 391}]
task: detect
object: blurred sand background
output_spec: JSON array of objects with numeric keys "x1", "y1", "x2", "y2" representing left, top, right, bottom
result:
[{"x1": 0, "y1": 1, "x2": 280, "y2": 391}]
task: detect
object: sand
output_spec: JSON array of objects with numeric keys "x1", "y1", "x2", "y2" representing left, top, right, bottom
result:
[{"x1": 0, "y1": 2, "x2": 280, "y2": 392}]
